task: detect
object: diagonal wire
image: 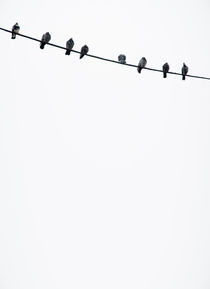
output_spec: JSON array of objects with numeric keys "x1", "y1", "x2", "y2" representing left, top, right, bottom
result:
[{"x1": 1, "y1": 27, "x2": 210, "y2": 81}]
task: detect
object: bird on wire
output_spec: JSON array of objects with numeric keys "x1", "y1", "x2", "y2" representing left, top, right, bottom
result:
[
  {"x1": 118, "y1": 54, "x2": 126, "y2": 64},
  {"x1": 40, "y1": 32, "x2": 51, "y2": 49},
  {"x1": 162, "y1": 62, "x2": 170, "y2": 78},
  {"x1": 80, "y1": 45, "x2": 89, "y2": 59},
  {"x1": 11, "y1": 23, "x2": 20, "y2": 39},
  {"x1": 65, "y1": 38, "x2": 74, "y2": 55},
  {"x1": 182, "y1": 63, "x2": 188, "y2": 80},
  {"x1": 137, "y1": 57, "x2": 147, "y2": 73},
  {"x1": 2, "y1": 24, "x2": 209, "y2": 81}
]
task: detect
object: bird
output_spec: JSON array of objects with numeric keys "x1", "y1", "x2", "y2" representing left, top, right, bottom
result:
[
  {"x1": 162, "y1": 62, "x2": 170, "y2": 78},
  {"x1": 182, "y1": 63, "x2": 188, "y2": 80},
  {"x1": 118, "y1": 54, "x2": 126, "y2": 64},
  {"x1": 11, "y1": 23, "x2": 20, "y2": 39},
  {"x1": 40, "y1": 32, "x2": 51, "y2": 49},
  {"x1": 80, "y1": 45, "x2": 89, "y2": 59},
  {"x1": 65, "y1": 38, "x2": 74, "y2": 55},
  {"x1": 137, "y1": 57, "x2": 147, "y2": 73}
]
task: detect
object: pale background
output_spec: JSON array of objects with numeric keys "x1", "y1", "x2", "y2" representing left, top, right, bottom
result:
[{"x1": 0, "y1": 0, "x2": 210, "y2": 288}]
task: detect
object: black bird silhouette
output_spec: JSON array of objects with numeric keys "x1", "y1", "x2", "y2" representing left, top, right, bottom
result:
[
  {"x1": 118, "y1": 54, "x2": 126, "y2": 64},
  {"x1": 162, "y1": 62, "x2": 170, "y2": 78},
  {"x1": 40, "y1": 32, "x2": 51, "y2": 49},
  {"x1": 137, "y1": 57, "x2": 147, "y2": 73},
  {"x1": 11, "y1": 23, "x2": 20, "y2": 39},
  {"x1": 80, "y1": 45, "x2": 89, "y2": 59},
  {"x1": 66, "y1": 38, "x2": 74, "y2": 55},
  {"x1": 182, "y1": 63, "x2": 188, "y2": 80}
]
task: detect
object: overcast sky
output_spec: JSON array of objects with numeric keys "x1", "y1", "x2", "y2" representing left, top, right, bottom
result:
[{"x1": 0, "y1": 0, "x2": 210, "y2": 288}]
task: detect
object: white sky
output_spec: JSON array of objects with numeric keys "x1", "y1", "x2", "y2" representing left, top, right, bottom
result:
[{"x1": 0, "y1": 0, "x2": 210, "y2": 288}]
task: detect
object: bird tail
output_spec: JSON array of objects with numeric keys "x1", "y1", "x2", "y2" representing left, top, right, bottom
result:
[
  {"x1": 137, "y1": 67, "x2": 142, "y2": 73},
  {"x1": 11, "y1": 33, "x2": 16, "y2": 39},
  {"x1": 80, "y1": 54, "x2": 84, "y2": 59},
  {"x1": 163, "y1": 72, "x2": 167, "y2": 78},
  {"x1": 182, "y1": 75, "x2": 185, "y2": 80},
  {"x1": 40, "y1": 42, "x2": 45, "y2": 49},
  {"x1": 65, "y1": 50, "x2": 70, "y2": 55}
]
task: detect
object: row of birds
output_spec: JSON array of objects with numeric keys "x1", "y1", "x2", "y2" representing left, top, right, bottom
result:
[{"x1": 11, "y1": 23, "x2": 189, "y2": 80}]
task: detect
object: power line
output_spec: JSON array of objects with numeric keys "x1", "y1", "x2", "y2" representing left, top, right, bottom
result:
[{"x1": 1, "y1": 26, "x2": 210, "y2": 81}]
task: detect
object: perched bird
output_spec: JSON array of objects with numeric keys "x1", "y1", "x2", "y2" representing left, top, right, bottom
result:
[
  {"x1": 80, "y1": 45, "x2": 89, "y2": 59},
  {"x1": 40, "y1": 32, "x2": 51, "y2": 49},
  {"x1": 162, "y1": 62, "x2": 170, "y2": 78},
  {"x1": 11, "y1": 23, "x2": 20, "y2": 39},
  {"x1": 65, "y1": 38, "x2": 74, "y2": 55},
  {"x1": 137, "y1": 57, "x2": 147, "y2": 73},
  {"x1": 182, "y1": 63, "x2": 188, "y2": 80},
  {"x1": 118, "y1": 54, "x2": 126, "y2": 64}
]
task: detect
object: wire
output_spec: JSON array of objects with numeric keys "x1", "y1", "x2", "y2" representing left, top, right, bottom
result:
[{"x1": 1, "y1": 26, "x2": 210, "y2": 81}]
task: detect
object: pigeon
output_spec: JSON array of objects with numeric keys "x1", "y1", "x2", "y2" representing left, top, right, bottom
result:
[
  {"x1": 11, "y1": 23, "x2": 20, "y2": 39},
  {"x1": 182, "y1": 63, "x2": 188, "y2": 80},
  {"x1": 40, "y1": 32, "x2": 51, "y2": 49},
  {"x1": 137, "y1": 57, "x2": 147, "y2": 73},
  {"x1": 118, "y1": 54, "x2": 126, "y2": 64},
  {"x1": 80, "y1": 45, "x2": 89, "y2": 59},
  {"x1": 162, "y1": 62, "x2": 170, "y2": 78},
  {"x1": 65, "y1": 38, "x2": 74, "y2": 55}
]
